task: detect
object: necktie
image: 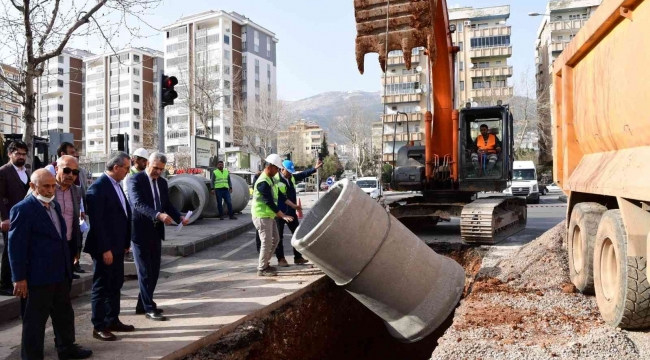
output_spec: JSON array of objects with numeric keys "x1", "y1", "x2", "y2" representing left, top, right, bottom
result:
[{"x1": 152, "y1": 179, "x2": 162, "y2": 212}]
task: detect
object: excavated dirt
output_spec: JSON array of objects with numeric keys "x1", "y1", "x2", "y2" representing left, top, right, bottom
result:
[{"x1": 432, "y1": 221, "x2": 650, "y2": 359}]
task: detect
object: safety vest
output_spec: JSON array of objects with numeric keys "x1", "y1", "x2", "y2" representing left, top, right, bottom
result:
[
  {"x1": 213, "y1": 169, "x2": 230, "y2": 189},
  {"x1": 129, "y1": 166, "x2": 139, "y2": 175},
  {"x1": 476, "y1": 134, "x2": 497, "y2": 153},
  {"x1": 274, "y1": 174, "x2": 287, "y2": 195},
  {"x1": 252, "y1": 172, "x2": 278, "y2": 219}
]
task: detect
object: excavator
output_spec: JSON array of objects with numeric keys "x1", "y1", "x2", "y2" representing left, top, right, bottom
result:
[{"x1": 353, "y1": 0, "x2": 527, "y2": 244}]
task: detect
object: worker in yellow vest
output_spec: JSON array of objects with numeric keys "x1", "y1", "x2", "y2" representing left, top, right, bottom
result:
[
  {"x1": 210, "y1": 161, "x2": 237, "y2": 220},
  {"x1": 252, "y1": 154, "x2": 294, "y2": 277}
]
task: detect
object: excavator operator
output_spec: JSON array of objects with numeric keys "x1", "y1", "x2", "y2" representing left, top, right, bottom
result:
[{"x1": 470, "y1": 124, "x2": 502, "y2": 173}]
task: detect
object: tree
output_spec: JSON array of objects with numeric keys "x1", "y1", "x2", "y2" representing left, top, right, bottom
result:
[
  {"x1": 332, "y1": 101, "x2": 375, "y2": 177},
  {"x1": 321, "y1": 154, "x2": 342, "y2": 180},
  {"x1": 0, "y1": 0, "x2": 161, "y2": 165},
  {"x1": 319, "y1": 134, "x2": 329, "y2": 159},
  {"x1": 233, "y1": 89, "x2": 296, "y2": 161},
  {"x1": 142, "y1": 93, "x2": 159, "y2": 150}
]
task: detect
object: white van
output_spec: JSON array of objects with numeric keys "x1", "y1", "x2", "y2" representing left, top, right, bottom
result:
[
  {"x1": 356, "y1": 177, "x2": 381, "y2": 199},
  {"x1": 503, "y1": 160, "x2": 540, "y2": 204}
]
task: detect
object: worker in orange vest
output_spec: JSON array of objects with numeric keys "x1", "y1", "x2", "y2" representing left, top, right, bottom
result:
[{"x1": 470, "y1": 124, "x2": 502, "y2": 173}]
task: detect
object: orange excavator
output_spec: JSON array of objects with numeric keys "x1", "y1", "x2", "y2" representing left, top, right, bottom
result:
[{"x1": 353, "y1": 0, "x2": 527, "y2": 244}]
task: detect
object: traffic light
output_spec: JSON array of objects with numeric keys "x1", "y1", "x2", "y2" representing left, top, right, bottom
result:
[{"x1": 161, "y1": 74, "x2": 178, "y2": 107}]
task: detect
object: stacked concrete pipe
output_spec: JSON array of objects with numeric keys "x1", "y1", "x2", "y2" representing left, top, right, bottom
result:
[{"x1": 292, "y1": 179, "x2": 465, "y2": 343}]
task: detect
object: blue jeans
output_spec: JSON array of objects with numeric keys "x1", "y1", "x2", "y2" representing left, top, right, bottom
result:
[{"x1": 216, "y1": 188, "x2": 233, "y2": 217}]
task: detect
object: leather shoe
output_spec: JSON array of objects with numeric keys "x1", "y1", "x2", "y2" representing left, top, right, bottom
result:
[
  {"x1": 105, "y1": 320, "x2": 135, "y2": 332},
  {"x1": 136, "y1": 307, "x2": 163, "y2": 315},
  {"x1": 145, "y1": 312, "x2": 168, "y2": 321},
  {"x1": 58, "y1": 344, "x2": 93, "y2": 359},
  {"x1": 74, "y1": 263, "x2": 86, "y2": 273},
  {"x1": 71, "y1": 273, "x2": 81, "y2": 280},
  {"x1": 92, "y1": 330, "x2": 116, "y2": 341}
]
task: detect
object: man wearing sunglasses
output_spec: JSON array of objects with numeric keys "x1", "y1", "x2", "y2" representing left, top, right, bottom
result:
[{"x1": 54, "y1": 156, "x2": 83, "y2": 283}]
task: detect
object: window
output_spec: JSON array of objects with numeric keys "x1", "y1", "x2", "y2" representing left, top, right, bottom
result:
[
  {"x1": 460, "y1": 81, "x2": 465, "y2": 91},
  {"x1": 470, "y1": 35, "x2": 510, "y2": 49},
  {"x1": 472, "y1": 81, "x2": 491, "y2": 89},
  {"x1": 459, "y1": 42, "x2": 463, "y2": 51},
  {"x1": 254, "y1": 30, "x2": 259, "y2": 52},
  {"x1": 133, "y1": 108, "x2": 140, "y2": 116},
  {"x1": 166, "y1": 42, "x2": 187, "y2": 53},
  {"x1": 460, "y1": 61, "x2": 464, "y2": 71},
  {"x1": 224, "y1": 96, "x2": 231, "y2": 107},
  {"x1": 133, "y1": 94, "x2": 140, "y2": 103},
  {"x1": 495, "y1": 80, "x2": 506, "y2": 87},
  {"x1": 133, "y1": 68, "x2": 140, "y2": 76},
  {"x1": 215, "y1": 125, "x2": 221, "y2": 134},
  {"x1": 224, "y1": 80, "x2": 230, "y2": 89},
  {"x1": 134, "y1": 81, "x2": 140, "y2": 90},
  {"x1": 58, "y1": 68, "x2": 64, "y2": 75},
  {"x1": 133, "y1": 55, "x2": 140, "y2": 63},
  {"x1": 58, "y1": 56, "x2": 64, "y2": 63},
  {"x1": 58, "y1": 104, "x2": 63, "y2": 111},
  {"x1": 224, "y1": 35, "x2": 230, "y2": 44},
  {"x1": 557, "y1": 35, "x2": 564, "y2": 41},
  {"x1": 225, "y1": 126, "x2": 231, "y2": 135},
  {"x1": 496, "y1": 60, "x2": 502, "y2": 65},
  {"x1": 133, "y1": 122, "x2": 140, "y2": 129},
  {"x1": 242, "y1": 55, "x2": 247, "y2": 64},
  {"x1": 57, "y1": 80, "x2": 64, "y2": 87},
  {"x1": 58, "y1": 116, "x2": 64, "y2": 124},
  {"x1": 132, "y1": 135, "x2": 139, "y2": 142},
  {"x1": 224, "y1": 66, "x2": 230, "y2": 75},
  {"x1": 458, "y1": 22, "x2": 463, "y2": 32},
  {"x1": 168, "y1": 26, "x2": 187, "y2": 38},
  {"x1": 224, "y1": 50, "x2": 230, "y2": 60}
]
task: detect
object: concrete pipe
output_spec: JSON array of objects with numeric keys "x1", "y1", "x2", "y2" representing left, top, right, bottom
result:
[
  {"x1": 291, "y1": 179, "x2": 465, "y2": 343},
  {"x1": 201, "y1": 178, "x2": 220, "y2": 218},
  {"x1": 168, "y1": 174, "x2": 210, "y2": 224},
  {"x1": 230, "y1": 175, "x2": 251, "y2": 213}
]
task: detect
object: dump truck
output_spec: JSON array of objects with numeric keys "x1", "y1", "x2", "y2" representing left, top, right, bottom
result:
[
  {"x1": 353, "y1": 0, "x2": 527, "y2": 244},
  {"x1": 554, "y1": 0, "x2": 650, "y2": 329}
]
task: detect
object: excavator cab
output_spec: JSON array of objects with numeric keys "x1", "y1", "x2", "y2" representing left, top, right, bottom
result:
[{"x1": 458, "y1": 105, "x2": 514, "y2": 192}]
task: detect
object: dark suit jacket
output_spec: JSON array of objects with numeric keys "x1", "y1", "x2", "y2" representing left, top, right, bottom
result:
[
  {"x1": 83, "y1": 174, "x2": 132, "y2": 257},
  {"x1": 8, "y1": 195, "x2": 70, "y2": 286},
  {"x1": 26, "y1": 185, "x2": 82, "y2": 248},
  {"x1": 0, "y1": 163, "x2": 31, "y2": 221},
  {"x1": 127, "y1": 171, "x2": 181, "y2": 244}
]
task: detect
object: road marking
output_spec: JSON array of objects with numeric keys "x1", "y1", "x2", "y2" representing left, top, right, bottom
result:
[{"x1": 222, "y1": 238, "x2": 256, "y2": 259}]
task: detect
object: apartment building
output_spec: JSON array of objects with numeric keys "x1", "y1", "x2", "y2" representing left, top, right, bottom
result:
[
  {"x1": 534, "y1": 0, "x2": 601, "y2": 163},
  {"x1": 83, "y1": 47, "x2": 163, "y2": 156},
  {"x1": 0, "y1": 65, "x2": 22, "y2": 134},
  {"x1": 449, "y1": 5, "x2": 513, "y2": 106},
  {"x1": 35, "y1": 48, "x2": 94, "y2": 151},
  {"x1": 277, "y1": 120, "x2": 323, "y2": 167},
  {"x1": 161, "y1": 10, "x2": 278, "y2": 156}
]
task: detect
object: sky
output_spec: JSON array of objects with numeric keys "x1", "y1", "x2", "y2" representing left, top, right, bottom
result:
[{"x1": 65, "y1": 0, "x2": 550, "y2": 101}]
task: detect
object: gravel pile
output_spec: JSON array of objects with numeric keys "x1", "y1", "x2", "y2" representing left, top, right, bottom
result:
[{"x1": 432, "y1": 221, "x2": 650, "y2": 359}]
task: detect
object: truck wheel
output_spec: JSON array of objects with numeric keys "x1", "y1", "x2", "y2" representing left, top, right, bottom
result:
[
  {"x1": 567, "y1": 203, "x2": 607, "y2": 294},
  {"x1": 594, "y1": 210, "x2": 650, "y2": 329}
]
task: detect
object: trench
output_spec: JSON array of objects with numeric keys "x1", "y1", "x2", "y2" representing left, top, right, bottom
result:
[{"x1": 183, "y1": 244, "x2": 483, "y2": 360}]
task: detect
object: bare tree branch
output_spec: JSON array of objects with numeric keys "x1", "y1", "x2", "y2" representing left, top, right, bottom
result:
[{"x1": 37, "y1": 0, "x2": 60, "y2": 54}]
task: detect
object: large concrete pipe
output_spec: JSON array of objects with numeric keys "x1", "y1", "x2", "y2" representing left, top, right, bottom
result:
[
  {"x1": 230, "y1": 174, "x2": 251, "y2": 213},
  {"x1": 292, "y1": 179, "x2": 465, "y2": 343},
  {"x1": 168, "y1": 174, "x2": 210, "y2": 224},
  {"x1": 201, "y1": 178, "x2": 219, "y2": 218}
]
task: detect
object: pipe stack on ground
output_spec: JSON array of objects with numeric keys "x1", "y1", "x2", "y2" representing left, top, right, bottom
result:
[{"x1": 292, "y1": 179, "x2": 465, "y2": 343}]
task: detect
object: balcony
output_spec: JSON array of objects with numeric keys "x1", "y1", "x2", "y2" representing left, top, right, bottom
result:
[
  {"x1": 87, "y1": 131, "x2": 104, "y2": 140},
  {"x1": 387, "y1": 55, "x2": 421, "y2": 67},
  {"x1": 87, "y1": 144, "x2": 104, "y2": 153},
  {"x1": 469, "y1": 25, "x2": 511, "y2": 39},
  {"x1": 549, "y1": 19, "x2": 588, "y2": 32},
  {"x1": 469, "y1": 46, "x2": 512, "y2": 59},
  {"x1": 383, "y1": 132, "x2": 424, "y2": 142},
  {"x1": 551, "y1": 41, "x2": 571, "y2": 53},
  {"x1": 381, "y1": 74, "x2": 421, "y2": 85},
  {"x1": 470, "y1": 86, "x2": 514, "y2": 98},
  {"x1": 381, "y1": 112, "x2": 423, "y2": 123},
  {"x1": 470, "y1": 66, "x2": 513, "y2": 78},
  {"x1": 383, "y1": 153, "x2": 395, "y2": 162},
  {"x1": 381, "y1": 93, "x2": 421, "y2": 104}
]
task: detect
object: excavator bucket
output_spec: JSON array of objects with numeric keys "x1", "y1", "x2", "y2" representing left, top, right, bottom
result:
[{"x1": 353, "y1": 0, "x2": 437, "y2": 74}]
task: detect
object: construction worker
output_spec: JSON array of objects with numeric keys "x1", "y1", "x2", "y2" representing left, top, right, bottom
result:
[
  {"x1": 252, "y1": 154, "x2": 293, "y2": 277},
  {"x1": 210, "y1": 161, "x2": 237, "y2": 220},
  {"x1": 470, "y1": 124, "x2": 502, "y2": 173},
  {"x1": 124, "y1": 148, "x2": 149, "y2": 196},
  {"x1": 272, "y1": 159, "x2": 323, "y2": 267}
]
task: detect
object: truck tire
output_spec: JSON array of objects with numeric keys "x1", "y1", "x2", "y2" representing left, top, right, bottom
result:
[
  {"x1": 594, "y1": 210, "x2": 650, "y2": 329},
  {"x1": 567, "y1": 202, "x2": 607, "y2": 294}
]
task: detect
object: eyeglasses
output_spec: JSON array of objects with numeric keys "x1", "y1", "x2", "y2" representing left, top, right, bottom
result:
[
  {"x1": 13, "y1": 152, "x2": 27, "y2": 157},
  {"x1": 62, "y1": 167, "x2": 80, "y2": 176}
]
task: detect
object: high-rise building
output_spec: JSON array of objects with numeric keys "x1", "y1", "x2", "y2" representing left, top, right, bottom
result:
[
  {"x1": 161, "y1": 10, "x2": 278, "y2": 155},
  {"x1": 277, "y1": 120, "x2": 324, "y2": 167},
  {"x1": 0, "y1": 64, "x2": 22, "y2": 134},
  {"x1": 534, "y1": 0, "x2": 601, "y2": 163},
  {"x1": 36, "y1": 48, "x2": 94, "y2": 151},
  {"x1": 83, "y1": 47, "x2": 164, "y2": 155},
  {"x1": 449, "y1": 5, "x2": 513, "y2": 107}
]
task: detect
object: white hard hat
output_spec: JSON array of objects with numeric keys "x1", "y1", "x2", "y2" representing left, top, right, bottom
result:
[
  {"x1": 132, "y1": 148, "x2": 149, "y2": 159},
  {"x1": 264, "y1": 154, "x2": 284, "y2": 169}
]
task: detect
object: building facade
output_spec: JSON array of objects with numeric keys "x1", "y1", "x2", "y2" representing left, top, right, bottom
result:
[
  {"x1": 83, "y1": 47, "x2": 163, "y2": 156},
  {"x1": 36, "y1": 48, "x2": 94, "y2": 151},
  {"x1": 534, "y1": 0, "x2": 601, "y2": 164},
  {"x1": 0, "y1": 65, "x2": 22, "y2": 134},
  {"x1": 449, "y1": 5, "x2": 513, "y2": 107},
  {"x1": 277, "y1": 120, "x2": 323, "y2": 167},
  {"x1": 161, "y1": 11, "x2": 278, "y2": 157}
]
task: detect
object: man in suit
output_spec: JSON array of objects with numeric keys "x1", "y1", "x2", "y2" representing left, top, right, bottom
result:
[
  {"x1": 0, "y1": 140, "x2": 31, "y2": 296},
  {"x1": 128, "y1": 152, "x2": 187, "y2": 321},
  {"x1": 84, "y1": 152, "x2": 133, "y2": 341},
  {"x1": 208, "y1": 145, "x2": 218, "y2": 168},
  {"x1": 9, "y1": 169, "x2": 92, "y2": 360}
]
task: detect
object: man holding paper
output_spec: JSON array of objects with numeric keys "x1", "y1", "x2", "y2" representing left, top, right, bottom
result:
[{"x1": 127, "y1": 152, "x2": 187, "y2": 321}]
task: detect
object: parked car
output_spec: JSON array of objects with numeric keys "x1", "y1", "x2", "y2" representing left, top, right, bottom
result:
[
  {"x1": 546, "y1": 183, "x2": 562, "y2": 193},
  {"x1": 296, "y1": 183, "x2": 306, "y2": 193},
  {"x1": 320, "y1": 182, "x2": 329, "y2": 191},
  {"x1": 356, "y1": 177, "x2": 381, "y2": 199}
]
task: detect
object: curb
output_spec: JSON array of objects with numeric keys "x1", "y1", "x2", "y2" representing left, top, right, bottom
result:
[{"x1": 161, "y1": 221, "x2": 256, "y2": 257}]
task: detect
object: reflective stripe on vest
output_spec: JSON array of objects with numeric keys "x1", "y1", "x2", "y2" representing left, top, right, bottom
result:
[
  {"x1": 476, "y1": 134, "x2": 497, "y2": 153},
  {"x1": 252, "y1": 172, "x2": 278, "y2": 219},
  {"x1": 213, "y1": 169, "x2": 229, "y2": 189}
]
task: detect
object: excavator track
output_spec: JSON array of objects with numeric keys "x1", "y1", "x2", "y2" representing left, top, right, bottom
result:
[{"x1": 460, "y1": 197, "x2": 527, "y2": 245}]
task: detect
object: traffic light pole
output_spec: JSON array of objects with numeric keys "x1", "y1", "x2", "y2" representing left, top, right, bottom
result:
[{"x1": 158, "y1": 70, "x2": 165, "y2": 153}]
